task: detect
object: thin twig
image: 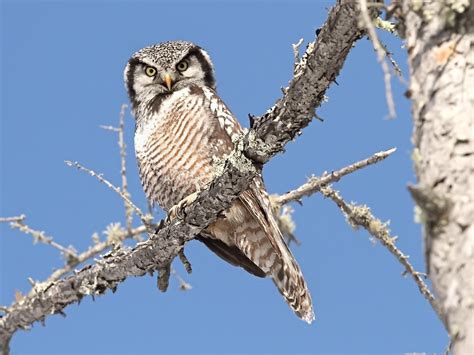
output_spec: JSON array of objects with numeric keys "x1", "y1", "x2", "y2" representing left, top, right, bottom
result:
[
  {"x1": 171, "y1": 268, "x2": 192, "y2": 291},
  {"x1": 101, "y1": 104, "x2": 134, "y2": 231},
  {"x1": 292, "y1": 37, "x2": 304, "y2": 72},
  {"x1": 320, "y1": 185, "x2": 447, "y2": 331},
  {"x1": 380, "y1": 42, "x2": 402, "y2": 77},
  {"x1": 0, "y1": 215, "x2": 26, "y2": 223},
  {"x1": 8, "y1": 220, "x2": 77, "y2": 261},
  {"x1": 64, "y1": 160, "x2": 151, "y2": 229},
  {"x1": 117, "y1": 104, "x2": 134, "y2": 231},
  {"x1": 359, "y1": 0, "x2": 396, "y2": 119},
  {"x1": 276, "y1": 148, "x2": 396, "y2": 206},
  {"x1": 99, "y1": 125, "x2": 120, "y2": 132}
]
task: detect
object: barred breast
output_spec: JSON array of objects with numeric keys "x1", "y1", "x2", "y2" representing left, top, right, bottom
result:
[
  {"x1": 134, "y1": 86, "x2": 233, "y2": 211},
  {"x1": 134, "y1": 85, "x2": 315, "y2": 323}
]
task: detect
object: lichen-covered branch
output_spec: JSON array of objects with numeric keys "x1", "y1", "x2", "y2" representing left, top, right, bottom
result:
[
  {"x1": 246, "y1": 0, "x2": 381, "y2": 163},
  {"x1": 0, "y1": 149, "x2": 258, "y2": 353},
  {"x1": 319, "y1": 185, "x2": 446, "y2": 331},
  {"x1": 274, "y1": 149, "x2": 447, "y2": 331},
  {"x1": 41, "y1": 225, "x2": 147, "y2": 285},
  {"x1": 0, "y1": 1, "x2": 381, "y2": 351}
]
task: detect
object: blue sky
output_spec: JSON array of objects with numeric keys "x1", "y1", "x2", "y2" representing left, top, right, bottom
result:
[{"x1": 1, "y1": 0, "x2": 448, "y2": 353}]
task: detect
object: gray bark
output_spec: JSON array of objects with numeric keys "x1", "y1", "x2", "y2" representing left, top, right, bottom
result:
[
  {"x1": 401, "y1": 1, "x2": 474, "y2": 353},
  {"x1": 0, "y1": 1, "x2": 379, "y2": 352}
]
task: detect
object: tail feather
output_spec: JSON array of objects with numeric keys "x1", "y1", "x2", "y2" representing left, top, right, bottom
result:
[
  {"x1": 206, "y1": 177, "x2": 315, "y2": 324},
  {"x1": 271, "y1": 258, "x2": 315, "y2": 324}
]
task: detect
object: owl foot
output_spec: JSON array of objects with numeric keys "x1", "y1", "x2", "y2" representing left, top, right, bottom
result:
[{"x1": 166, "y1": 191, "x2": 200, "y2": 223}]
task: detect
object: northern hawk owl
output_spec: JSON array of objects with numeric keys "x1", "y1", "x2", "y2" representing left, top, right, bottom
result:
[{"x1": 124, "y1": 41, "x2": 314, "y2": 323}]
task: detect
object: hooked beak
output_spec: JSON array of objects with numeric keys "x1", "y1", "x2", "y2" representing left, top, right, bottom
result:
[{"x1": 163, "y1": 74, "x2": 173, "y2": 91}]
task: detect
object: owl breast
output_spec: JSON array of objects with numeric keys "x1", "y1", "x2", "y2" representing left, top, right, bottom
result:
[{"x1": 134, "y1": 86, "x2": 233, "y2": 211}]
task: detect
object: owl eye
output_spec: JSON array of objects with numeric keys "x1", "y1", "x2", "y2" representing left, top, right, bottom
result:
[
  {"x1": 145, "y1": 66, "x2": 157, "y2": 77},
  {"x1": 176, "y1": 60, "x2": 189, "y2": 72}
]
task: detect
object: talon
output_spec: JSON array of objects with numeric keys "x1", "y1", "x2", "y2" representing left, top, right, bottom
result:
[{"x1": 165, "y1": 192, "x2": 199, "y2": 222}]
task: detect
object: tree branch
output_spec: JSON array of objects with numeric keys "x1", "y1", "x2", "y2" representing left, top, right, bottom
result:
[
  {"x1": 246, "y1": 0, "x2": 380, "y2": 163},
  {"x1": 0, "y1": 1, "x2": 381, "y2": 350},
  {"x1": 276, "y1": 148, "x2": 396, "y2": 206},
  {"x1": 319, "y1": 185, "x2": 447, "y2": 331},
  {"x1": 64, "y1": 161, "x2": 152, "y2": 229},
  {"x1": 359, "y1": 0, "x2": 396, "y2": 119},
  {"x1": 8, "y1": 219, "x2": 78, "y2": 263}
]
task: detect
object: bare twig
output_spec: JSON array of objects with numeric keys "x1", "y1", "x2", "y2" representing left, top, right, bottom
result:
[
  {"x1": 117, "y1": 104, "x2": 134, "y2": 231},
  {"x1": 359, "y1": 0, "x2": 396, "y2": 119},
  {"x1": 99, "y1": 125, "x2": 120, "y2": 132},
  {"x1": 292, "y1": 37, "x2": 304, "y2": 72},
  {"x1": 101, "y1": 104, "x2": 134, "y2": 231},
  {"x1": 8, "y1": 219, "x2": 77, "y2": 262},
  {"x1": 171, "y1": 268, "x2": 192, "y2": 291},
  {"x1": 319, "y1": 185, "x2": 447, "y2": 331},
  {"x1": 381, "y1": 43, "x2": 402, "y2": 78},
  {"x1": 64, "y1": 160, "x2": 152, "y2": 229},
  {"x1": 0, "y1": 215, "x2": 26, "y2": 223},
  {"x1": 277, "y1": 148, "x2": 396, "y2": 206}
]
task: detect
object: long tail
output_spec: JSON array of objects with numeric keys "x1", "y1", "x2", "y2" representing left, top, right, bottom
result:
[
  {"x1": 271, "y1": 248, "x2": 315, "y2": 324},
  {"x1": 206, "y1": 178, "x2": 316, "y2": 323},
  {"x1": 238, "y1": 180, "x2": 315, "y2": 324}
]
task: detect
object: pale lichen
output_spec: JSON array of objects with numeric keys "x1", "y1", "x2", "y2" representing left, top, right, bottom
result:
[
  {"x1": 104, "y1": 222, "x2": 123, "y2": 244},
  {"x1": 374, "y1": 17, "x2": 397, "y2": 34}
]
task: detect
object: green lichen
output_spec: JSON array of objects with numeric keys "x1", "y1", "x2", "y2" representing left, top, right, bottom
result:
[
  {"x1": 445, "y1": 0, "x2": 470, "y2": 27},
  {"x1": 374, "y1": 17, "x2": 397, "y2": 34},
  {"x1": 410, "y1": 0, "x2": 470, "y2": 28}
]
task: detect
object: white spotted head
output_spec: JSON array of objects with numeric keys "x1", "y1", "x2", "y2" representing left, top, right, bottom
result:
[{"x1": 124, "y1": 41, "x2": 216, "y2": 113}]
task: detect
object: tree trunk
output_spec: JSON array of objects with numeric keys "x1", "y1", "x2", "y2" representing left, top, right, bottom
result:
[{"x1": 401, "y1": 1, "x2": 474, "y2": 353}]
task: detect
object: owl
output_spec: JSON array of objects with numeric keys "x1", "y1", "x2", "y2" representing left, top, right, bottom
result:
[{"x1": 124, "y1": 41, "x2": 314, "y2": 323}]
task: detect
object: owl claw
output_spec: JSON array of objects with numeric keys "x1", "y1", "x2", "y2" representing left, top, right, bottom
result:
[{"x1": 166, "y1": 191, "x2": 200, "y2": 223}]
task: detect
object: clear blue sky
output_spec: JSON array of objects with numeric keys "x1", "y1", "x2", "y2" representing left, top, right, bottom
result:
[{"x1": 1, "y1": 0, "x2": 448, "y2": 353}]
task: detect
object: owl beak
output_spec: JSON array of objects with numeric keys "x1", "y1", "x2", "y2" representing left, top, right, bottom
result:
[{"x1": 163, "y1": 74, "x2": 173, "y2": 91}]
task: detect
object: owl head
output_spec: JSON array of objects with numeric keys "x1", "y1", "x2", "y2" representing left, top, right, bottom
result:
[{"x1": 124, "y1": 41, "x2": 215, "y2": 108}]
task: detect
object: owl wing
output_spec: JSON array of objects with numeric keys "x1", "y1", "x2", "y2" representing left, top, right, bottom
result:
[
  {"x1": 201, "y1": 87, "x2": 315, "y2": 323},
  {"x1": 197, "y1": 87, "x2": 268, "y2": 277}
]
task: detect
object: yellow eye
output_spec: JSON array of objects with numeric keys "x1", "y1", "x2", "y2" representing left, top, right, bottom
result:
[
  {"x1": 145, "y1": 66, "x2": 157, "y2": 77},
  {"x1": 176, "y1": 60, "x2": 188, "y2": 72}
]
